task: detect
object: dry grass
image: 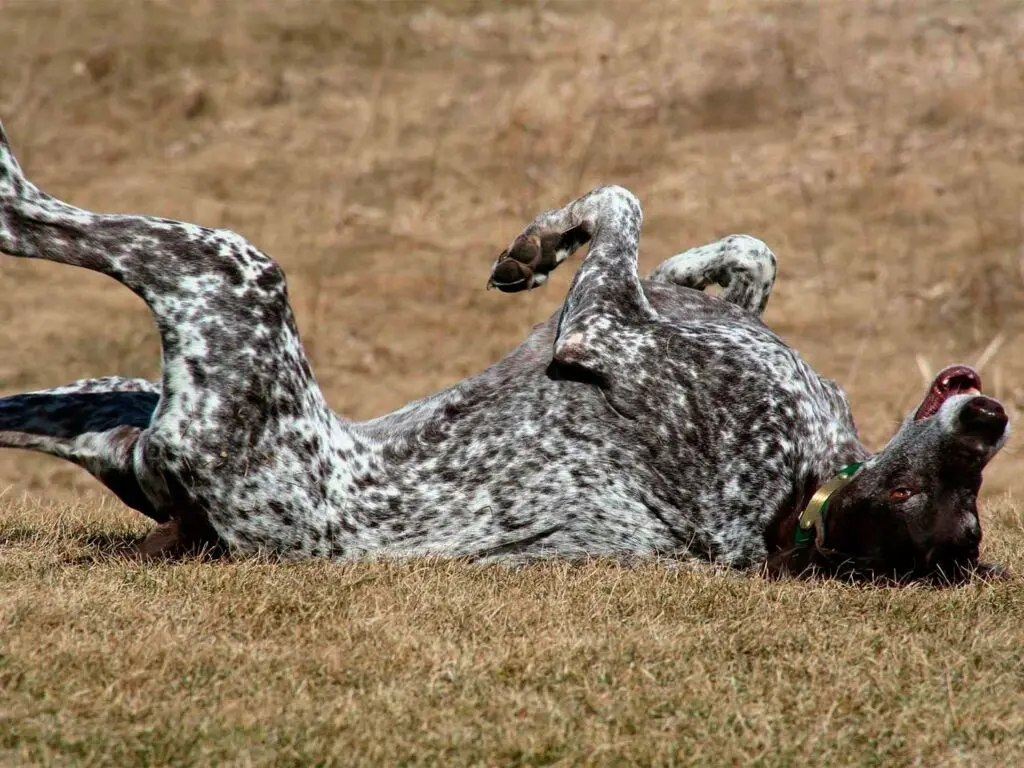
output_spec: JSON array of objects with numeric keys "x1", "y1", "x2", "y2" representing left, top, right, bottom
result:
[
  {"x1": 2, "y1": 0, "x2": 1024, "y2": 764},
  {"x1": 3, "y1": 498, "x2": 1024, "y2": 765}
]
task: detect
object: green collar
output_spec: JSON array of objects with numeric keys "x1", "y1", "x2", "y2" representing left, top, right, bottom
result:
[{"x1": 794, "y1": 463, "x2": 864, "y2": 549}]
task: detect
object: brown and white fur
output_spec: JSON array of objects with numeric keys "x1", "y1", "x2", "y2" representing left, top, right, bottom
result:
[{"x1": 0, "y1": 119, "x2": 1009, "y2": 581}]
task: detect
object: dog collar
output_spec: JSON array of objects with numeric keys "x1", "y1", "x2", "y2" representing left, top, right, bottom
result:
[{"x1": 794, "y1": 462, "x2": 864, "y2": 549}]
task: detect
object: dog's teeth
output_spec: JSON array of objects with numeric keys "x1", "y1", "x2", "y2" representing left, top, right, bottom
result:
[{"x1": 965, "y1": 388, "x2": 981, "y2": 396}]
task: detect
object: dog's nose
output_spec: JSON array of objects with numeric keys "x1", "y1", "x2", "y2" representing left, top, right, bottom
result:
[{"x1": 958, "y1": 396, "x2": 1008, "y2": 441}]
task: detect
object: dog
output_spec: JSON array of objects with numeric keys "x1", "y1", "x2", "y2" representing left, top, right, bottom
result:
[{"x1": 0, "y1": 118, "x2": 1009, "y2": 581}]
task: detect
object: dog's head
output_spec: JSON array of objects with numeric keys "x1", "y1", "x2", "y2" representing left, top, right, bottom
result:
[{"x1": 809, "y1": 365, "x2": 1008, "y2": 583}]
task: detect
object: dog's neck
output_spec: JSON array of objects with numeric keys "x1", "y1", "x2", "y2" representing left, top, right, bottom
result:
[{"x1": 762, "y1": 459, "x2": 865, "y2": 579}]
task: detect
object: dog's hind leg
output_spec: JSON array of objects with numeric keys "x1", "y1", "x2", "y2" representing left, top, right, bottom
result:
[
  {"x1": 0, "y1": 378, "x2": 164, "y2": 519},
  {"x1": 488, "y1": 185, "x2": 655, "y2": 376},
  {"x1": 0, "y1": 119, "x2": 346, "y2": 557},
  {"x1": 648, "y1": 235, "x2": 777, "y2": 317}
]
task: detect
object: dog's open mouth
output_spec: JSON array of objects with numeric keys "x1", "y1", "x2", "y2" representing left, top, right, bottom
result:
[{"x1": 914, "y1": 365, "x2": 982, "y2": 421}]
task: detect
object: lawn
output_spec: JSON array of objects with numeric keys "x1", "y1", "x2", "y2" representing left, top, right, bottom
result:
[{"x1": 2, "y1": 0, "x2": 1024, "y2": 764}]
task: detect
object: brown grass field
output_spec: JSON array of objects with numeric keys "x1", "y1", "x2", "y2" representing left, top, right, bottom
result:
[{"x1": 2, "y1": 0, "x2": 1024, "y2": 764}]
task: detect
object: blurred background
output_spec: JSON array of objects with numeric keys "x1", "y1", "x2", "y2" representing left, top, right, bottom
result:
[{"x1": 1, "y1": 0, "x2": 1022, "y2": 499}]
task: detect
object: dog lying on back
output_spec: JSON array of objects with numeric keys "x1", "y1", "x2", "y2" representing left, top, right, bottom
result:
[{"x1": 0, "y1": 117, "x2": 1010, "y2": 582}]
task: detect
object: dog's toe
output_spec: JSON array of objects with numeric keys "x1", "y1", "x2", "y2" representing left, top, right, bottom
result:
[{"x1": 488, "y1": 255, "x2": 535, "y2": 292}]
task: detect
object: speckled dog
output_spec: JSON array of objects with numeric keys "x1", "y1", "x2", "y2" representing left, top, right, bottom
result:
[{"x1": 0, "y1": 119, "x2": 1010, "y2": 581}]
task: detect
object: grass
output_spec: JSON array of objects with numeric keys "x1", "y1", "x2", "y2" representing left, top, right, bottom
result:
[
  {"x1": 2, "y1": 498, "x2": 1024, "y2": 766},
  {"x1": 2, "y1": 0, "x2": 1024, "y2": 763}
]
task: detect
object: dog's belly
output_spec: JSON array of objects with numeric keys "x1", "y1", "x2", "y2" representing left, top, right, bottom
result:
[{"x1": 353, "y1": 297, "x2": 855, "y2": 565}]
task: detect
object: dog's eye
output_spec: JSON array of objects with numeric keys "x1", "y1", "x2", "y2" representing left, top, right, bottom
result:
[{"x1": 889, "y1": 488, "x2": 915, "y2": 502}]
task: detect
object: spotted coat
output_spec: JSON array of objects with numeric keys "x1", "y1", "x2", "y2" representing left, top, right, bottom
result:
[{"x1": 0, "y1": 119, "x2": 992, "y2": 574}]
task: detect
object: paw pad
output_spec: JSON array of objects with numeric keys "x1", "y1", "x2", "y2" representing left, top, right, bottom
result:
[{"x1": 487, "y1": 234, "x2": 541, "y2": 292}]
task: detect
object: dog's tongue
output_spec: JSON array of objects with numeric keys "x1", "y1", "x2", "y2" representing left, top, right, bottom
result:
[{"x1": 914, "y1": 365, "x2": 983, "y2": 421}]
